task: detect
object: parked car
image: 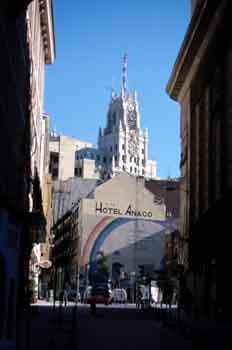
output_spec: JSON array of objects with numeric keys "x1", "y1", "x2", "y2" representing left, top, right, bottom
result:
[
  {"x1": 87, "y1": 283, "x2": 113, "y2": 305},
  {"x1": 112, "y1": 288, "x2": 127, "y2": 304}
]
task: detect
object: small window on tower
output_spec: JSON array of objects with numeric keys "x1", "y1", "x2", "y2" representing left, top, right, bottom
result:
[
  {"x1": 122, "y1": 144, "x2": 125, "y2": 150},
  {"x1": 52, "y1": 168, "x2": 58, "y2": 179}
]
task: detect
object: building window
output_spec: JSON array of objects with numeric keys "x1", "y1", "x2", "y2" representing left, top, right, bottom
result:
[
  {"x1": 53, "y1": 155, "x2": 59, "y2": 163},
  {"x1": 135, "y1": 167, "x2": 137, "y2": 173},
  {"x1": 103, "y1": 157, "x2": 106, "y2": 163},
  {"x1": 122, "y1": 155, "x2": 126, "y2": 162},
  {"x1": 115, "y1": 155, "x2": 118, "y2": 161},
  {"x1": 123, "y1": 166, "x2": 126, "y2": 171},
  {"x1": 142, "y1": 169, "x2": 145, "y2": 175},
  {"x1": 97, "y1": 155, "x2": 100, "y2": 161},
  {"x1": 74, "y1": 168, "x2": 78, "y2": 176},
  {"x1": 142, "y1": 159, "x2": 145, "y2": 166},
  {"x1": 122, "y1": 144, "x2": 125, "y2": 150},
  {"x1": 115, "y1": 144, "x2": 118, "y2": 151},
  {"x1": 130, "y1": 156, "x2": 133, "y2": 162},
  {"x1": 142, "y1": 149, "x2": 145, "y2": 154},
  {"x1": 130, "y1": 166, "x2": 132, "y2": 172},
  {"x1": 110, "y1": 146, "x2": 113, "y2": 152},
  {"x1": 52, "y1": 168, "x2": 58, "y2": 179}
]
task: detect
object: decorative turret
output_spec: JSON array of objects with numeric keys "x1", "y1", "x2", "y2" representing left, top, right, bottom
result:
[{"x1": 96, "y1": 53, "x2": 157, "y2": 180}]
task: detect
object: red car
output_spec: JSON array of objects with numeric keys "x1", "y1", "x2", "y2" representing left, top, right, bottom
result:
[{"x1": 87, "y1": 284, "x2": 113, "y2": 305}]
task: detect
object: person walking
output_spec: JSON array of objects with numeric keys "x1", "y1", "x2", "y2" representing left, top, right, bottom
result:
[
  {"x1": 63, "y1": 289, "x2": 68, "y2": 307},
  {"x1": 59, "y1": 289, "x2": 64, "y2": 307}
]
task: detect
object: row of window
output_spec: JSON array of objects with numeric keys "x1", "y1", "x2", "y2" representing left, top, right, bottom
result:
[
  {"x1": 76, "y1": 153, "x2": 145, "y2": 166},
  {"x1": 122, "y1": 144, "x2": 145, "y2": 154},
  {"x1": 122, "y1": 166, "x2": 145, "y2": 175},
  {"x1": 102, "y1": 144, "x2": 145, "y2": 155},
  {"x1": 122, "y1": 155, "x2": 145, "y2": 166}
]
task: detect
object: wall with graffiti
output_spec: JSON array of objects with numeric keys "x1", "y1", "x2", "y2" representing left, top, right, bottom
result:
[{"x1": 79, "y1": 173, "x2": 167, "y2": 284}]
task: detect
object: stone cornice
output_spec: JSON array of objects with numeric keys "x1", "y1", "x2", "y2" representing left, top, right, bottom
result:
[
  {"x1": 166, "y1": 0, "x2": 226, "y2": 102},
  {"x1": 39, "y1": 0, "x2": 56, "y2": 64}
]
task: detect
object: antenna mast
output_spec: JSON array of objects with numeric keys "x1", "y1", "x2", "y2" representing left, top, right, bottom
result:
[{"x1": 122, "y1": 52, "x2": 128, "y2": 94}]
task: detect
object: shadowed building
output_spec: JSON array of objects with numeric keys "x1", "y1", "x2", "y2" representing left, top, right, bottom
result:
[
  {"x1": 167, "y1": 0, "x2": 232, "y2": 321},
  {"x1": 0, "y1": 1, "x2": 55, "y2": 348}
]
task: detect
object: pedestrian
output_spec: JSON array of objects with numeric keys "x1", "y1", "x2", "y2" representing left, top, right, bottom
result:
[
  {"x1": 59, "y1": 289, "x2": 64, "y2": 307},
  {"x1": 136, "y1": 287, "x2": 143, "y2": 309},
  {"x1": 63, "y1": 289, "x2": 68, "y2": 307}
]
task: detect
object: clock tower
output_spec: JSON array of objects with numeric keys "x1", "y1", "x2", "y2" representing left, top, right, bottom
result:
[{"x1": 97, "y1": 54, "x2": 157, "y2": 180}]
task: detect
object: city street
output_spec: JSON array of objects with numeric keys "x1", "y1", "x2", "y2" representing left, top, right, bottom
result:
[{"x1": 28, "y1": 303, "x2": 195, "y2": 350}]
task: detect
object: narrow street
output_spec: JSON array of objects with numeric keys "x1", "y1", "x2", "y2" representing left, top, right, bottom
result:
[{"x1": 29, "y1": 304, "x2": 195, "y2": 350}]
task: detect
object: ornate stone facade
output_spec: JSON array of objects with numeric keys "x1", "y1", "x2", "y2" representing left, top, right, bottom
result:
[
  {"x1": 98, "y1": 55, "x2": 157, "y2": 180},
  {"x1": 75, "y1": 54, "x2": 158, "y2": 181}
]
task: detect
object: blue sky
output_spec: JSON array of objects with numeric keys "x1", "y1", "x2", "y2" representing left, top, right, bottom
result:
[{"x1": 45, "y1": 1, "x2": 191, "y2": 179}]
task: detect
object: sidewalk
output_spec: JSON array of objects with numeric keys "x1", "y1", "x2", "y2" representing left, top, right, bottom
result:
[
  {"x1": 28, "y1": 304, "x2": 77, "y2": 350},
  {"x1": 149, "y1": 306, "x2": 232, "y2": 350}
]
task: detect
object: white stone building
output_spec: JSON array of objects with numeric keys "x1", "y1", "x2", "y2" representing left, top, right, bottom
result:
[
  {"x1": 75, "y1": 54, "x2": 158, "y2": 181},
  {"x1": 49, "y1": 134, "x2": 92, "y2": 180}
]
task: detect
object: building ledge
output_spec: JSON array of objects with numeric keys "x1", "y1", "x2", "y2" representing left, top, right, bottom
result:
[
  {"x1": 166, "y1": 0, "x2": 226, "y2": 101},
  {"x1": 39, "y1": 0, "x2": 56, "y2": 64}
]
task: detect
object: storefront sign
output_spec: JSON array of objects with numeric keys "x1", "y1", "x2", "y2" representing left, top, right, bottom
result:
[{"x1": 95, "y1": 202, "x2": 152, "y2": 218}]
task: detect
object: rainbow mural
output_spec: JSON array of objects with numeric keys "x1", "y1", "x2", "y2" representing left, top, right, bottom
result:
[{"x1": 81, "y1": 216, "x2": 166, "y2": 268}]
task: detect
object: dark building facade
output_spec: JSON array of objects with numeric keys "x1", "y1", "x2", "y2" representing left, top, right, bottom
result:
[
  {"x1": 167, "y1": 0, "x2": 232, "y2": 321},
  {"x1": 145, "y1": 179, "x2": 180, "y2": 280},
  {"x1": 0, "y1": 2, "x2": 32, "y2": 348},
  {"x1": 0, "y1": 1, "x2": 55, "y2": 348}
]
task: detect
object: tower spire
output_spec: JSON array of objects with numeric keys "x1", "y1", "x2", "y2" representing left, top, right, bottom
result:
[{"x1": 122, "y1": 52, "x2": 128, "y2": 94}]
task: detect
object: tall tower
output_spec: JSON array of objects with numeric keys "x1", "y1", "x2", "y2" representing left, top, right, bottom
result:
[{"x1": 97, "y1": 54, "x2": 157, "y2": 180}]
